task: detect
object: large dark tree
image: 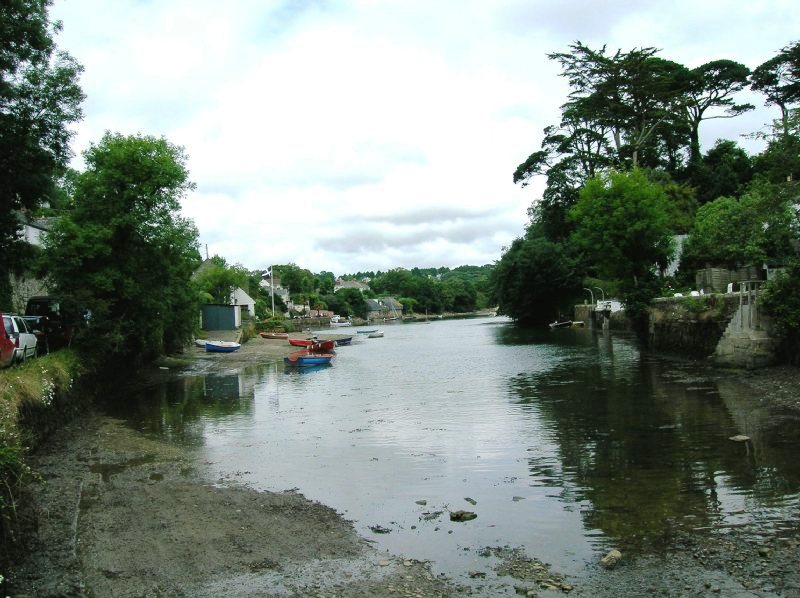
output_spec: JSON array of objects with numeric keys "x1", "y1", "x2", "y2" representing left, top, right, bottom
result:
[
  {"x1": 0, "y1": 0, "x2": 84, "y2": 304},
  {"x1": 751, "y1": 41, "x2": 800, "y2": 139},
  {"x1": 683, "y1": 60, "x2": 753, "y2": 166},
  {"x1": 43, "y1": 133, "x2": 201, "y2": 364}
]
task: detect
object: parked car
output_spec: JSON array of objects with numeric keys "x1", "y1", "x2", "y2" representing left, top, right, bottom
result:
[
  {"x1": 24, "y1": 296, "x2": 73, "y2": 352},
  {"x1": 2, "y1": 314, "x2": 38, "y2": 363},
  {"x1": 0, "y1": 312, "x2": 15, "y2": 368}
]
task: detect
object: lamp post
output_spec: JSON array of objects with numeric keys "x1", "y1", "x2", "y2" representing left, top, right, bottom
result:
[
  {"x1": 593, "y1": 287, "x2": 605, "y2": 302},
  {"x1": 262, "y1": 267, "x2": 275, "y2": 317},
  {"x1": 583, "y1": 287, "x2": 595, "y2": 305}
]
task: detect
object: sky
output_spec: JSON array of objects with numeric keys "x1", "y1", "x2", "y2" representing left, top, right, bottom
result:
[{"x1": 50, "y1": 0, "x2": 798, "y2": 277}]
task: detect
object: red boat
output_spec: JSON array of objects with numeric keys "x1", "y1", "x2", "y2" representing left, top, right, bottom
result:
[{"x1": 288, "y1": 338, "x2": 336, "y2": 352}]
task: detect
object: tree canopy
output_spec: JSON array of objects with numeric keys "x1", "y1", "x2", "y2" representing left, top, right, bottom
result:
[
  {"x1": 42, "y1": 133, "x2": 200, "y2": 363},
  {"x1": 0, "y1": 0, "x2": 84, "y2": 305}
]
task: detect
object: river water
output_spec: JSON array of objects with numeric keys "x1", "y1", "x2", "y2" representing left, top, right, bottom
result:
[{"x1": 111, "y1": 317, "x2": 800, "y2": 582}]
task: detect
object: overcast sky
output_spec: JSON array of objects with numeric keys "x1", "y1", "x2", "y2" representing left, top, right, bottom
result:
[{"x1": 50, "y1": 0, "x2": 798, "y2": 276}]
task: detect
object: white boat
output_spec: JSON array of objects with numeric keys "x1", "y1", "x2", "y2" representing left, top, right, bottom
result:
[
  {"x1": 194, "y1": 339, "x2": 207, "y2": 348},
  {"x1": 330, "y1": 315, "x2": 352, "y2": 327},
  {"x1": 368, "y1": 330, "x2": 384, "y2": 338}
]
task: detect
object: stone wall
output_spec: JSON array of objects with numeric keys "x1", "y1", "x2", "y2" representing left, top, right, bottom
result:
[
  {"x1": 646, "y1": 292, "x2": 778, "y2": 367},
  {"x1": 648, "y1": 295, "x2": 740, "y2": 359}
]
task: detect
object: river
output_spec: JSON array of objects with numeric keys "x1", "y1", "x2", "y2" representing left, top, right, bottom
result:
[{"x1": 107, "y1": 316, "x2": 800, "y2": 583}]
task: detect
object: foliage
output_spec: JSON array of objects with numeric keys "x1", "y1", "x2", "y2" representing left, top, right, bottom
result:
[
  {"x1": 547, "y1": 42, "x2": 691, "y2": 171},
  {"x1": 0, "y1": 0, "x2": 84, "y2": 305},
  {"x1": 682, "y1": 60, "x2": 753, "y2": 165},
  {"x1": 751, "y1": 40, "x2": 800, "y2": 139},
  {"x1": 324, "y1": 288, "x2": 367, "y2": 319},
  {"x1": 42, "y1": 133, "x2": 201, "y2": 364},
  {"x1": 569, "y1": 169, "x2": 675, "y2": 283},
  {"x1": 276, "y1": 264, "x2": 316, "y2": 294},
  {"x1": 491, "y1": 234, "x2": 581, "y2": 324},
  {"x1": 761, "y1": 260, "x2": 800, "y2": 362},
  {"x1": 680, "y1": 181, "x2": 797, "y2": 270},
  {"x1": 690, "y1": 140, "x2": 753, "y2": 204},
  {"x1": 752, "y1": 109, "x2": 800, "y2": 184},
  {"x1": 192, "y1": 257, "x2": 248, "y2": 304}
]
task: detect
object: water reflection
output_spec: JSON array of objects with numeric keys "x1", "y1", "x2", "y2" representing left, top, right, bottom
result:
[
  {"x1": 508, "y1": 333, "x2": 800, "y2": 552},
  {"x1": 107, "y1": 370, "x2": 260, "y2": 446},
  {"x1": 106, "y1": 318, "x2": 800, "y2": 579}
]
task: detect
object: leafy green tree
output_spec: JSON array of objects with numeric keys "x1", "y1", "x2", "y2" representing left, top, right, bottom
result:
[
  {"x1": 315, "y1": 271, "x2": 335, "y2": 295},
  {"x1": 491, "y1": 233, "x2": 581, "y2": 324},
  {"x1": 569, "y1": 169, "x2": 674, "y2": 325},
  {"x1": 324, "y1": 287, "x2": 366, "y2": 318},
  {"x1": 690, "y1": 140, "x2": 753, "y2": 203},
  {"x1": 193, "y1": 258, "x2": 248, "y2": 304},
  {"x1": 762, "y1": 260, "x2": 800, "y2": 363},
  {"x1": 42, "y1": 133, "x2": 200, "y2": 364},
  {"x1": 752, "y1": 109, "x2": 800, "y2": 184},
  {"x1": 0, "y1": 0, "x2": 84, "y2": 304},
  {"x1": 680, "y1": 181, "x2": 796, "y2": 270},
  {"x1": 277, "y1": 263, "x2": 315, "y2": 294}
]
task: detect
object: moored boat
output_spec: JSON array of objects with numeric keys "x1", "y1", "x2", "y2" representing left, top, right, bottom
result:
[
  {"x1": 357, "y1": 329, "x2": 378, "y2": 334},
  {"x1": 330, "y1": 315, "x2": 352, "y2": 327},
  {"x1": 288, "y1": 338, "x2": 336, "y2": 352},
  {"x1": 283, "y1": 351, "x2": 334, "y2": 367},
  {"x1": 368, "y1": 330, "x2": 384, "y2": 338},
  {"x1": 205, "y1": 340, "x2": 241, "y2": 353},
  {"x1": 260, "y1": 331, "x2": 289, "y2": 339},
  {"x1": 334, "y1": 337, "x2": 353, "y2": 346}
]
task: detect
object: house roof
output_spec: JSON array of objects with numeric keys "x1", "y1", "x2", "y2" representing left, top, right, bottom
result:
[{"x1": 365, "y1": 296, "x2": 403, "y2": 311}]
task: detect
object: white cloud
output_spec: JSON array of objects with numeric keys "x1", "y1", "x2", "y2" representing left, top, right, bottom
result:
[{"x1": 51, "y1": 0, "x2": 799, "y2": 275}]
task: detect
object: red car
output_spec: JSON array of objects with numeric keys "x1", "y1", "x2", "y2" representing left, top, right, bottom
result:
[{"x1": 1, "y1": 311, "x2": 16, "y2": 368}]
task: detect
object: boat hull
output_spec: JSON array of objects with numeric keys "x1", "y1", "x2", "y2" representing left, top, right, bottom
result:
[
  {"x1": 283, "y1": 352, "x2": 334, "y2": 366},
  {"x1": 205, "y1": 341, "x2": 241, "y2": 353},
  {"x1": 260, "y1": 332, "x2": 288, "y2": 339}
]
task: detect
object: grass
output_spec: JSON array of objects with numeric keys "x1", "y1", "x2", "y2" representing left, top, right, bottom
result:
[{"x1": 0, "y1": 351, "x2": 81, "y2": 560}]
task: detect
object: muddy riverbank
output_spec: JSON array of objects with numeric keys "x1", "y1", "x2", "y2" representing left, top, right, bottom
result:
[{"x1": 6, "y1": 337, "x2": 800, "y2": 596}]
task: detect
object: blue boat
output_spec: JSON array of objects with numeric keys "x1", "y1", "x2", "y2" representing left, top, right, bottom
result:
[
  {"x1": 335, "y1": 337, "x2": 353, "y2": 346},
  {"x1": 205, "y1": 340, "x2": 241, "y2": 353},
  {"x1": 283, "y1": 351, "x2": 334, "y2": 367}
]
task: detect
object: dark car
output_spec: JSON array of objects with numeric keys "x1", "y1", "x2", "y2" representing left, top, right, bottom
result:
[{"x1": 24, "y1": 296, "x2": 73, "y2": 352}]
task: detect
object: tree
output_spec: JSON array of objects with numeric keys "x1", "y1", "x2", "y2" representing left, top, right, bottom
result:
[
  {"x1": 690, "y1": 140, "x2": 753, "y2": 204},
  {"x1": 548, "y1": 43, "x2": 690, "y2": 170},
  {"x1": 491, "y1": 233, "x2": 581, "y2": 324},
  {"x1": 42, "y1": 133, "x2": 201, "y2": 364},
  {"x1": 193, "y1": 257, "x2": 248, "y2": 304},
  {"x1": 569, "y1": 169, "x2": 675, "y2": 326},
  {"x1": 683, "y1": 60, "x2": 753, "y2": 166},
  {"x1": 751, "y1": 41, "x2": 800, "y2": 139},
  {"x1": 0, "y1": 0, "x2": 84, "y2": 304},
  {"x1": 680, "y1": 181, "x2": 796, "y2": 271}
]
